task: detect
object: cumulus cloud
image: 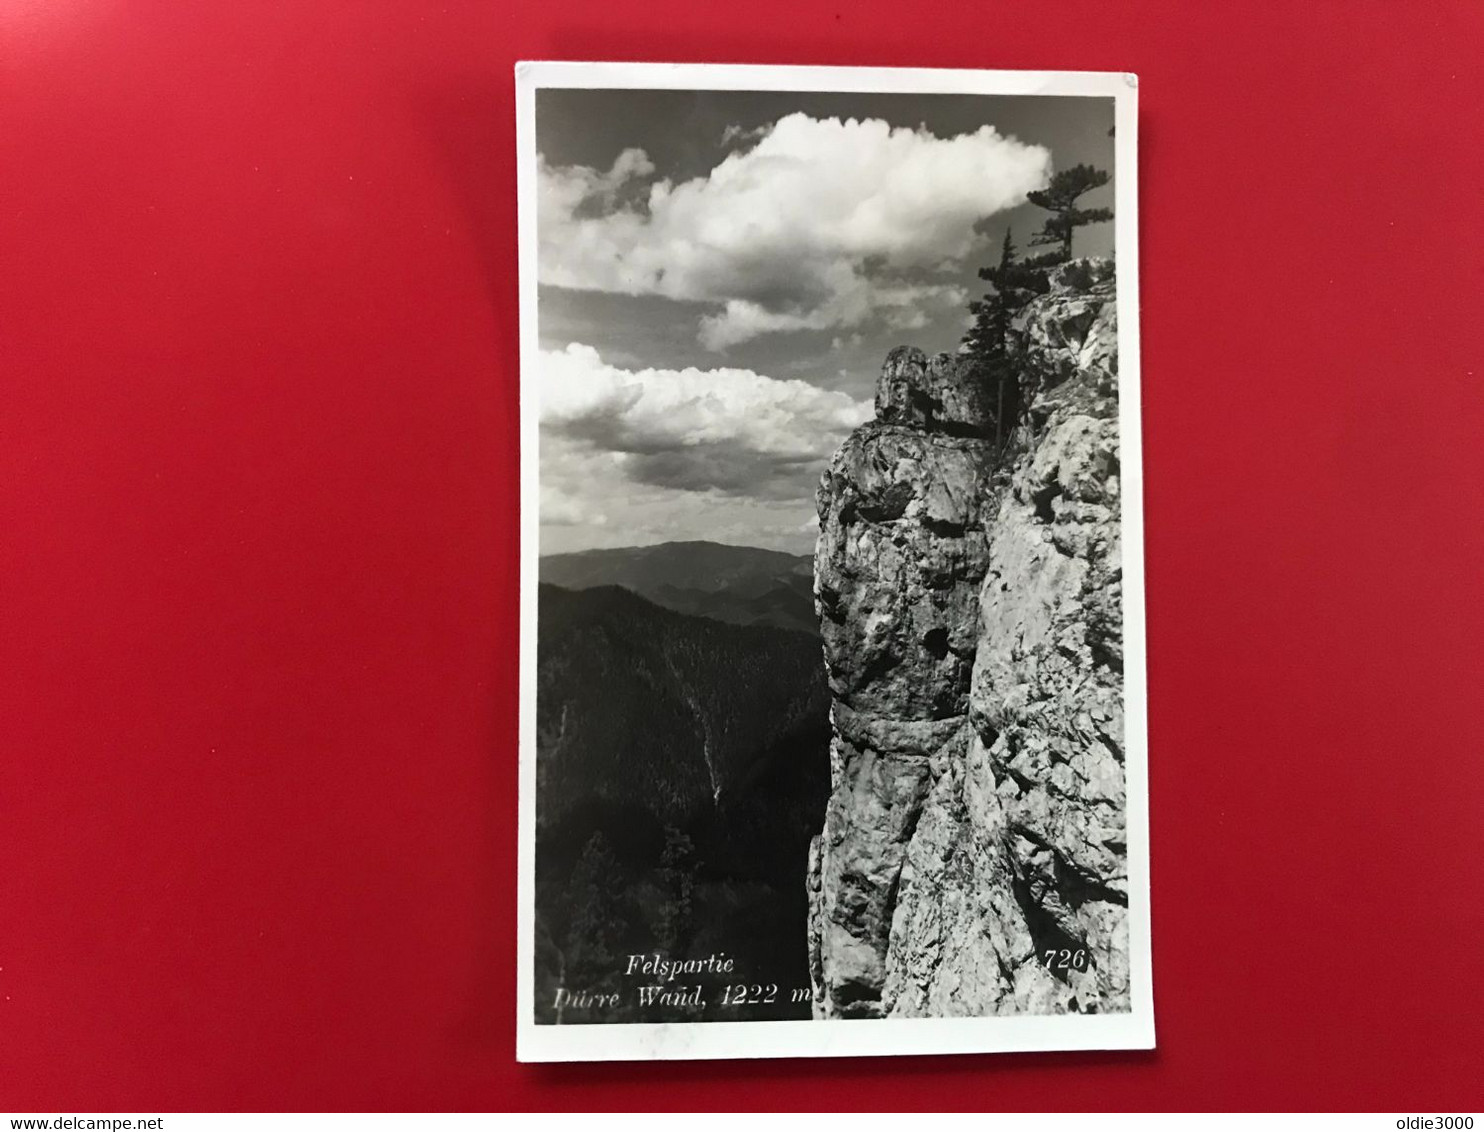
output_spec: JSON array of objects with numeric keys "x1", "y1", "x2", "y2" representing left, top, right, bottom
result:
[
  {"x1": 720, "y1": 123, "x2": 768, "y2": 149},
  {"x1": 538, "y1": 147, "x2": 654, "y2": 220},
  {"x1": 540, "y1": 486, "x2": 609, "y2": 528},
  {"x1": 539, "y1": 343, "x2": 870, "y2": 501},
  {"x1": 538, "y1": 113, "x2": 1050, "y2": 347}
]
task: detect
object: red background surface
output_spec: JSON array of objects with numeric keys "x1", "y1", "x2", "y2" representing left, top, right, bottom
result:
[{"x1": 3, "y1": 0, "x2": 1482, "y2": 1112}]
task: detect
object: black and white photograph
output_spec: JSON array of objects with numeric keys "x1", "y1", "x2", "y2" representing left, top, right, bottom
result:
[{"x1": 516, "y1": 62, "x2": 1151, "y2": 1061}]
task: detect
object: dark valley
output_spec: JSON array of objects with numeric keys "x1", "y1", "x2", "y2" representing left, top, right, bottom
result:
[{"x1": 532, "y1": 564, "x2": 830, "y2": 1024}]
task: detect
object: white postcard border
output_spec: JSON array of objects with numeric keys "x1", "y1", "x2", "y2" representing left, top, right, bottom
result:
[{"x1": 515, "y1": 60, "x2": 1151, "y2": 1062}]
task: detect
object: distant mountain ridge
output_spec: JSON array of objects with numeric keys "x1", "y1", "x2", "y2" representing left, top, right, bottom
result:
[{"x1": 540, "y1": 540, "x2": 818, "y2": 635}]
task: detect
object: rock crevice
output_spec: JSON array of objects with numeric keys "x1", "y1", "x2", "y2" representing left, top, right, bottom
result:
[{"x1": 809, "y1": 258, "x2": 1129, "y2": 1018}]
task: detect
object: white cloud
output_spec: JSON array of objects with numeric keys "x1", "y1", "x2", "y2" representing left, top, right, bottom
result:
[
  {"x1": 540, "y1": 343, "x2": 870, "y2": 500},
  {"x1": 720, "y1": 123, "x2": 768, "y2": 149},
  {"x1": 538, "y1": 147, "x2": 654, "y2": 220},
  {"x1": 538, "y1": 114, "x2": 1050, "y2": 346},
  {"x1": 540, "y1": 486, "x2": 609, "y2": 528},
  {"x1": 536, "y1": 346, "x2": 861, "y2": 553}
]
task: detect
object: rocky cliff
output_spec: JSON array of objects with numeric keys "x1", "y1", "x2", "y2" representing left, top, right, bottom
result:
[{"x1": 808, "y1": 258, "x2": 1128, "y2": 1017}]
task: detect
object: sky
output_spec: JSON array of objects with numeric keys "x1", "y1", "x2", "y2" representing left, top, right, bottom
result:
[{"x1": 536, "y1": 89, "x2": 1115, "y2": 555}]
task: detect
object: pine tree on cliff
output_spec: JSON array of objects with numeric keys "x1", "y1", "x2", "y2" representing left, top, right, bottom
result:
[
  {"x1": 962, "y1": 163, "x2": 1113, "y2": 447},
  {"x1": 963, "y1": 228, "x2": 1042, "y2": 447},
  {"x1": 965, "y1": 228, "x2": 1048, "y2": 357},
  {"x1": 1027, "y1": 163, "x2": 1113, "y2": 261},
  {"x1": 962, "y1": 228, "x2": 1017, "y2": 365}
]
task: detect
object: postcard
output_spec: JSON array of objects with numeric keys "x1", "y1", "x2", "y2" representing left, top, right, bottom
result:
[{"x1": 516, "y1": 61, "x2": 1151, "y2": 1061}]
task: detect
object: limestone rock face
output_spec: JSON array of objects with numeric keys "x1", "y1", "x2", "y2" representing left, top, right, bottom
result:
[
  {"x1": 810, "y1": 347, "x2": 996, "y2": 1018},
  {"x1": 809, "y1": 258, "x2": 1128, "y2": 1018},
  {"x1": 876, "y1": 346, "x2": 999, "y2": 435}
]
